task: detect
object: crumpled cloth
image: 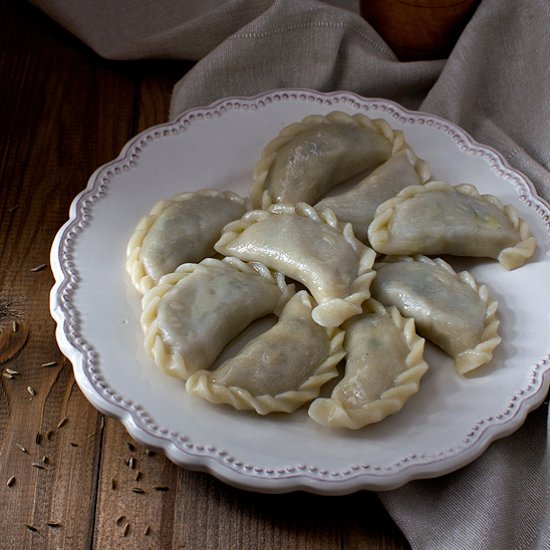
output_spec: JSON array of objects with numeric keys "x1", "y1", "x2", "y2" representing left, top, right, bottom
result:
[{"x1": 32, "y1": 0, "x2": 550, "y2": 547}]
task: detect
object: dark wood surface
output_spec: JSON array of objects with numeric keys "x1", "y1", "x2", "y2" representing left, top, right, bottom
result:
[{"x1": 0, "y1": 2, "x2": 410, "y2": 548}]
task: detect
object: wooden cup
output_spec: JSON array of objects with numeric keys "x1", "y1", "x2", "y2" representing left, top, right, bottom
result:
[{"x1": 360, "y1": 0, "x2": 481, "y2": 60}]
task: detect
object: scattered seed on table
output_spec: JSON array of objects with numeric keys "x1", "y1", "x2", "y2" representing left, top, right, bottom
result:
[
  {"x1": 127, "y1": 442, "x2": 136, "y2": 452},
  {"x1": 16, "y1": 443, "x2": 28, "y2": 454},
  {"x1": 30, "y1": 264, "x2": 48, "y2": 272},
  {"x1": 3, "y1": 372, "x2": 14, "y2": 379},
  {"x1": 5, "y1": 368, "x2": 19, "y2": 375},
  {"x1": 128, "y1": 457, "x2": 136, "y2": 469},
  {"x1": 153, "y1": 485, "x2": 169, "y2": 492},
  {"x1": 111, "y1": 478, "x2": 117, "y2": 490},
  {"x1": 86, "y1": 432, "x2": 96, "y2": 439},
  {"x1": 69, "y1": 442, "x2": 79, "y2": 447},
  {"x1": 46, "y1": 429, "x2": 55, "y2": 440},
  {"x1": 24, "y1": 524, "x2": 38, "y2": 533},
  {"x1": 115, "y1": 515, "x2": 126, "y2": 526},
  {"x1": 131, "y1": 487, "x2": 145, "y2": 494},
  {"x1": 32, "y1": 462, "x2": 45, "y2": 470},
  {"x1": 57, "y1": 417, "x2": 68, "y2": 429},
  {"x1": 46, "y1": 522, "x2": 62, "y2": 528},
  {"x1": 12, "y1": 321, "x2": 18, "y2": 332},
  {"x1": 144, "y1": 449, "x2": 156, "y2": 457},
  {"x1": 7, "y1": 475, "x2": 16, "y2": 487},
  {"x1": 35, "y1": 432, "x2": 42, "y2": 445},
  {"x1": 42, "y1": 455, "x2": 50, "y2": 465},
  {"x1": 8, "y1": 205, "x2": 19, "y2": 213},
  {"x1": 41, "y1": 361, "x2": 57, "y2": 368},
  {"x1": 27, "y1": 386, "x2": 36, "y2": 397},
  {"x1": 123, "y1": 523, "x2": 130, "y2": 537},
  {"x1": 144, "y1": 526, "x2": 151, "y2": 536},
  {"x1": 135, "y1": 470, "x2": 142, "y2": 482}
]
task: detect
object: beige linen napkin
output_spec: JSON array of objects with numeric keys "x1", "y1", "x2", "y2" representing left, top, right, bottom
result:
[{"x1": 33, "y1": 0, "x2": 549, "y2": 547}]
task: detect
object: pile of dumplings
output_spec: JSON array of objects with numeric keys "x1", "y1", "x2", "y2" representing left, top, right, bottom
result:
[{"x1": 126, "y1": 111, "x2": 537, "y2": 430}]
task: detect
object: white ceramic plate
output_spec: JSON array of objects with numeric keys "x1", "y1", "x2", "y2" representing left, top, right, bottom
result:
[{"x1": 50, "y1": 89, "x2": 550, "y2": 495}]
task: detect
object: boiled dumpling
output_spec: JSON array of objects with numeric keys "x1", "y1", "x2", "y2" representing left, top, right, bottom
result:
[
  {"x1": 214, "y1": 202, "x2": 377, "y2": 327},
  {"x1": 186, "y1": 291, "x2": 345, "y2": 414},
  {"x1": 251, "y1": 111, "x2": 413, "y2": 209},
  {"x1": 316, "y1": 149, "x2": 431, "y2": 243},
  {"x1": 127, "y1": 189, "x2": 248, "y2": 293},
  {"x1": 370, "y1": 255, "x2": 501, "y2": 374},
  {"x1": 368, "y1": 181, "x2": 536, "y2": 269},
  {"x1": 308, "y1": 299, "x2": 428, "y2": 429},
  {"x1": 140, "y1": 257, "x2": 293, "y2": 380}
]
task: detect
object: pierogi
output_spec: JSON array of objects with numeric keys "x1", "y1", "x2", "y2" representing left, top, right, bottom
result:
[
  {"x1": 127, "y1": 189, "x2": 248, "y2": 293},
  {"x1": 251, "y1": 111, "x2": 414, "y2": 209},
  {"x1": 140, "y1": 257, "x2": 293, "y2": 380},
  {"x1": 368, "y1": 181, "x2": 536, "y2": 269},
  {"x1": 308, "y1": 299, "x2": 428, "y2": 429},
  {"x1": 186, "y1": 291, "x2": 345, "y2": 415},
  {"x1": 370, "y1": 256, "x2": 501, "y2": 374},
  {"x1": 214, "y1": 202, "x2": 377, "y2": 327}
]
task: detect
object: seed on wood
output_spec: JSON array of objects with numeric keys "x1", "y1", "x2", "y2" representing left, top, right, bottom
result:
[
  {"x1": 41, "y1": 361, "x2": 57, "y2": 368},
  {"x1": 144, "y1": 449, "x2": 156, "y2": 457},
  {"x1": 126, "y1": 442, "x2": 136, "y2": 452},
  {"x1": 57, "y1": 417, "x2": 68, "y2": 429},
  {"x1": 46, "y1": 429, "x2": 55, "y2": 440},
  {"x1": 153, "y1": 485, "x2": 169, "y2": 492},
  {"x1": 12, "y1": 321, "x2": 18, "y2": 332},
  {"x1": 3, "y1": 372, "x2": 14, "y2": 379},
  {"x1": 86, "y1": 432, "x2": 96, "y2": 439},
  {"x1": 24, "y1": 524, "x2": 38, "y2": 533},
  {"x1": 69, "y1": 442, "x2": 79, "y2": 447},
  {"x1": 8, "y1": 205, "x2": 19, "y2": 213},
  {"x1": 31, "y1": 462, "x2": 45, "y2": 470},
  {"x1": 111, "y1": 478, "x2": 117, "y2": 490},
  {"x1": 5, "y1": 368, "x2": 20, "y2": 375},
  {"x1": 30, "y1": 263, "x2": 48, "y2": 272},
  {"x1": 16, "y1": 443, "x2": 28, "y2": 453},
  {"x1": 42, "y1": 455, "x2": 50, "y2": 464},
  {"x1": 46, "y1": 522, "x2": 62, "y2": 528},
  {"x1": 144, "y1": 526, "x2": 151, "y2": 536},
  {"x1": 135, "y1": 470, "x2": 142, "y2": 482},
  {"x1": 7, "y1": 475, "x2": 16, "y2": 487},
  {"x1": 115, "y1": 515, "x2": 126, "y2": 526},
  {"x1": 131, "y1": 487, "x2": 145, "y2": 494},
  {"x1": 128, "y1": 457, "x2": 136, "y2": 469},
  {"x1": 35, "y1": 432, "x2": 42, "y2": 445},
  {"x1": 27, "y1": 386, "x2": 36, "y2": 397},
  {"x1": 123, "y1": 523, "x2": 130, "y2": 537}
]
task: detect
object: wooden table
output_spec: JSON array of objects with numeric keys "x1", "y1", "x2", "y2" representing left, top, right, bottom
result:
[{"x1": 0, "y1": 2, "x2": 410, "y2": 548}]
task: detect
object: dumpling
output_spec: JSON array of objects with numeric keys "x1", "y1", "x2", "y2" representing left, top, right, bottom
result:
[
  {"x1": 140, "y1": 257, "x2": 293, "y2": 380},
  {"x1": 214, "y1": 202, "x2": 377, "y2": 327},
  {"x1": 126, "y1": 189, "x2": 248, "y2": 293},
  {"x1": 185, "y1": 291, "x2": 346, "y2": 415},
  {"x1": 250, "y1": 111, "x2": 412, "y2": 209},
  {"x1": 367, "y1": 181, "x2": 536, "y2": 269},
  {"x1": 308, "y1": 299, "x2": 428, "y2": 429},
  {"x1": 370, "y1": 255, "x2": 501, "y2": 374},
  {"x1": 315, "y1": 149, "x2": 431, "y2": 243}
]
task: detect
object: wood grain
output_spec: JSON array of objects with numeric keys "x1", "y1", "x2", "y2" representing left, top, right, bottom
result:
[{"x1": 0, "y1": 2, "x2": 409, "y2": 549}]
